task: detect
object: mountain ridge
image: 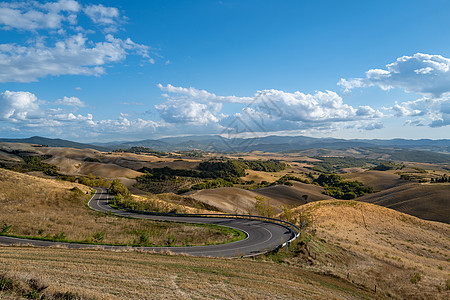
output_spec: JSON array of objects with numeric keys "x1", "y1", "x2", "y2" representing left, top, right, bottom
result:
[{"x1": 2, "y1": 135, "x2": 450, "y2": 155}]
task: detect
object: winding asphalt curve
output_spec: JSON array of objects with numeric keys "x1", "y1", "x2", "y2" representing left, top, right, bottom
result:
[{"x1": 0, "y1": 188, "x2": 293, "y2": 257}]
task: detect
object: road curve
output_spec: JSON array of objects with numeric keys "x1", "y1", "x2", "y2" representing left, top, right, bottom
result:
[{"x1": 0, "y1": 188, "x2": 294, "y2": 257}]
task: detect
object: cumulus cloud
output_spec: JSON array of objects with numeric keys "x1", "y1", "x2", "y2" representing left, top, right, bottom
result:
[
  {"x1": 248, "y1": 89, "x2": 382, "y2": 123},
  {"x1": 156, "y1": 84, "x2": 383, "y2": 133},
  {"x1": 156, "y1": 99, "x2": 223, "y2": 125},
  {"x1": 386, "y1": 95, "x2": 450, "y2": 127},
  {"x1": 339, "y1": 53, "x2": 450, "y2": 97},
  {"x1": 0, "y1": 90, "x2": 39, "y2": 120},
  {"x1": 0, "y1": 33, "x2": 149, "y2": 82},
  {"x1": 0, "y1": 89, "x2": 166, "y2": 139}
]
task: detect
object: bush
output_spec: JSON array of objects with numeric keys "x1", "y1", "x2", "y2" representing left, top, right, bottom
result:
[
  {"x1": 109, "y1": 179, "x2": 131, "y2": 199},
  {"x1": 254, "y1": 196, "x2": 274, "y2": 217}
]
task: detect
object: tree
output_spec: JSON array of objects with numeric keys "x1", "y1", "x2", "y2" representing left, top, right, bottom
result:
[
  {"x1": 254, "y1": 196, "x2": 274, "y2": 218},
  {"x1": 109, "y1": 179, "x2": 131, "y2": 199}
]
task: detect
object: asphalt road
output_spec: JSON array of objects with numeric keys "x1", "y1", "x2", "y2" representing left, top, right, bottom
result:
[{"x1": 0, "y1": 188, "x2": 294, "y2": 257}]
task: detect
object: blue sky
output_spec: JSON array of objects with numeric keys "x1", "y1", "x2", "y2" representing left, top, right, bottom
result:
[{"x1": 1, "y1": 0, "x2": 450, "y2": 142}]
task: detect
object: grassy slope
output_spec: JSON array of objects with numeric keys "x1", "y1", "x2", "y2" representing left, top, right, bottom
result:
[
  {"x1": 358, "y1": 183, "x2": 450, "y2": 223},
  {"x1": 0, "y1": 168, "x2": 237, "y2": 246},
  {"x1": 341, "y1": 170, "x2": 404, "y2": 191},
  {"x1": 0, "y1": 246, "x2": 378, "y2": 299},
  {"x1": 289, "y1": 200, "x2": 450, "y2": 299}
]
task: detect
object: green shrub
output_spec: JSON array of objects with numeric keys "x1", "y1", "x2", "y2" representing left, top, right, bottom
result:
[
  {"x1": 109, "y1": 179, "x2": 131, "y2": 199},
  {"x1": 1, "y1": 224, "x2": 12, "y2": 234},
  {"x1": 410, "y1": 272, "x2": 422, "y2": 284}
]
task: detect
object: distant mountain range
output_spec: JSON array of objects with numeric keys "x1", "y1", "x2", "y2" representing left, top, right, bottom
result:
[
  {"x1": 1, "y1": 135, "x2": 450, "y2": 156},
  {"x1": 96, "y1": 135, "x2": 450, "y2": 154},
  {"x1": 0, "y1": 136, "x2": 108, "y2": 152}
]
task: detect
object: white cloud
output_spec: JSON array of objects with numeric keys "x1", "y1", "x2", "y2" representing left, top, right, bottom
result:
[
  {"x1": 158, "y1": 84, "x2": 253, "y2": 104},
  {"x1": 0, "y1": 90, "x2": 165, "y2": 138},
  {"x1": 358, "y1": 122, "x2": 384, "y2": 131},
  {"x1": 55, "y1": 96, "x2": 85, "y2": 107},
  {"x1": 387, "y1": 96, "x2": 450, "y2": 127},
  {"x1": 339, "y1": 53, "x2": 450, "y2": 97},
  {"x1": 249, "y1": 89, "x2": 382, "y2": 123},
  {"x1": 155, "y1": 99, "x2": 223, "y2": 125},
  {"x1": 0, "y1": 0, "x2": 80, "y2": 31},
  {"x1": 0, "y1": 90, "x2": 39, "y2": 120},
  {"x1": 84, "y1": 4, "x2": 121, "y2": 32},
  {"x1": 156, "y1": 85, "x2": 383, "y2": 133},
  {"x1": 0, "y1": 33, "x2": 149, "y2": 82},
  {"x1": 0, "y1": 1, "x2": 153, "y2": 83}
]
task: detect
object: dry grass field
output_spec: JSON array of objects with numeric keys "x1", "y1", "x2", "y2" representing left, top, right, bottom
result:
[
  {"x1": 0, "y1": 169, "x2": 237, "y2": 246},
  {"x1": 0, "y1": 246, "x2": 378, "y2": 299},
  {"x1": 358, "y1": 183, "x2": 450, "y2": 223},
  {"x1": 341, "y1": 170, "x2": 404, "y2": 191},
  {"x1": 289, "y1": 200, "x2": 450, "y2": 299},
  {"x1": 190, "y1": 181, "x2": 333, "y2": 214}
]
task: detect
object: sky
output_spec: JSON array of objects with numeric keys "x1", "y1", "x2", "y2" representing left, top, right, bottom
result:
[{"x1": 1, "y1": 0, "x2": 450, "y2": 142}]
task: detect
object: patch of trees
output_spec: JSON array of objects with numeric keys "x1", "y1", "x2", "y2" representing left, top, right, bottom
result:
[
  {"x1": 83, "y1": 157, "x2": 100, "y2": 163},
  {"x1": 57, "y1": 173, "x2": 111, "y2": 188},
  {"x1": 431, "y1": 174, "x2": 449, "y2": 183},
  {"x1": 239, "y1": 160, "x2": 286, "y2": 172},
  {"x1": 197, "y1": 160, "x2": 246, "y2": 183},
  {"x1": 135, "y1": 159, "x2": 286, "y2": 193},
  {"x1": 372, "y1": 162, "x2": 404, "y2": 171},
  {"x1": 109, "y1": 179, "x2": 132, "y2": 200},
  {"x1": 0, "y1": 154, "x2": 60, "y2": 176},
  {"x1": 113, "y1": 147, "x2": 168, "y2": 157},
  {"x1": 313, "y1": 174, "x2": 374, "y2": 200},
  {"x1": 299, "y1": 156, "x2": 383, "y2": 173},
  {"x1": 137, "y1": 167, "x2": 205, "y2": 181},
  {"x1": 191, "y1": 178, "x2": 234, "y2": 190},
  {"x1": 172, "y1": 150, "x2": 205, "y2": 158},
  {"x1": 275, "y1": 175, "x2": 310, "y2": 185}
]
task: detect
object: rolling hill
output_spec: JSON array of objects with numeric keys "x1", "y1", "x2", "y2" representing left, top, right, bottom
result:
[{"x1": 358, "y1": 183, "x2": 450, "y2": 223}]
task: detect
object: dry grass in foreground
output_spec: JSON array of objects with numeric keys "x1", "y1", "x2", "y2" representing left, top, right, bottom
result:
[
  {"x1": 0, "y1": 168, "x2": 237, "y2": 246},
  {"x1": 286, "y1": 200, "x2": 450, "y2": 299},
  {"x1": 0, "y1": 246, "x2": 378, "y2": 299}
]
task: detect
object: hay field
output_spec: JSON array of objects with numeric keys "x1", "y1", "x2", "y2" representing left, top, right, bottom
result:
[
  {"x1": 358, "y1": 183, "x2": 450, "y2": 223},
  {"x1": 0, "y1": 246, "x2": 377, "y2": 299},
  {"x1": 291, "y1": 200, "x2": 450, "y2": 299},
  {"x1": 341, "y1": 170, "x2": 404, "y2": 191}
]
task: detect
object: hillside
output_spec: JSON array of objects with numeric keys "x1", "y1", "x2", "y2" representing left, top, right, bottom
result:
[
  {"x1": 0, "y1": 136, "x2": 107, "y2": 151},
  {"x1": 341, "y1": 170, "x2": 404, "y2": 191},
  {"x1": 190, "y1": 182, "x2": 334, "y2": 214},
  {"x1": 3, "y1": 135, "x2": 450, "y2": 156},
  {"x1": 288, "y1": 200, "x2": 450, "y2": 299},
  {"x1": 358, "y1": 183, "x2": 450, "y2": 223},
  {"x1": 0, "y1": 246, "x2": 378, "y2": 299},
  {"x1": 0, "y1": 168, "x2": 235, "y2": 247}
]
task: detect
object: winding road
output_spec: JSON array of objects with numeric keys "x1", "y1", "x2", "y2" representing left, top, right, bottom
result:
[{"x1": 0, "y1": 188, "x2": 297, "y2": 257}]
